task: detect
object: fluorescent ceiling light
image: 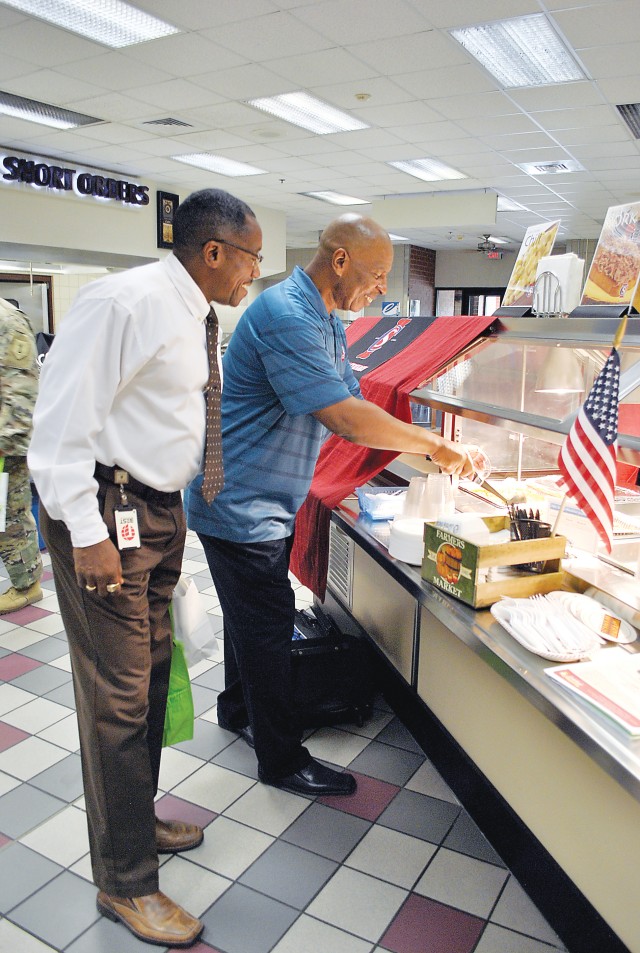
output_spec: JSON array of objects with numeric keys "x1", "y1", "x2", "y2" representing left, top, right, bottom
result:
[
  {"x1": 517, "y1": 159, "x2": 584, "y2": 175},
  {"x1": 0, "y1": 90, "x2": 101, "y2": 129},
  {"x1": 450, "y1": 14, "x2": 585, "y2": 88},
  {"x1": 497, "y1": 196, "x2": 528, "y2": 211},
  {"x1": 487, "y1": 235, "x2": 508, "y2": 244},
  {"x1": 303, "y1": 191, "x2": 371, "y2": 206},
  {"x1": 2, "y1": 0, "x2": 179, "y2": 48},
  {"x1": 389, "y1": 234, "x2": 408, "y2": 241},
  {"x1": 172, "y1": 154, "x2": 267, "y2": 177},
  {"x1": 388, "y1": 158, "x2": 466, "y2": 182},
  {"x1": 247, "y1": 92, "x2": 368, "y2": 135}
]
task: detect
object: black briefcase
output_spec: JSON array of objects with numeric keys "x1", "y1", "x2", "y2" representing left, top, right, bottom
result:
[{"x1": 291, "y1": 607, "x2": 375, "y2": 728}]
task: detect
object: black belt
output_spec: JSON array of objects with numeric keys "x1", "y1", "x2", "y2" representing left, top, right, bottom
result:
[{"x1": 94, "y1": 463, "x2": 182, "y2": 505}]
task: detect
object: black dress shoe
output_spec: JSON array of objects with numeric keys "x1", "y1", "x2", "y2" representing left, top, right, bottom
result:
[{"x1": 261, "y1": 759, "x2": 356, "y2": 797}]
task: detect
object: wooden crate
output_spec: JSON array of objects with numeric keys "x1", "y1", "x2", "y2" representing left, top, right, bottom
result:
[{"x1": 422, "y1": 516, "x2": 567, "y2": 609}]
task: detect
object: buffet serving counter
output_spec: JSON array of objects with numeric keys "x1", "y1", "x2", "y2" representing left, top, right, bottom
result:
[{"x1": 317, "y1": 317, "x2": 640, "y2": 953}]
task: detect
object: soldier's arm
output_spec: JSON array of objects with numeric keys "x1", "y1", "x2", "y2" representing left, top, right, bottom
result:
[{"x1": 0, "y1": 321, "x2": 39, "y2": 457}]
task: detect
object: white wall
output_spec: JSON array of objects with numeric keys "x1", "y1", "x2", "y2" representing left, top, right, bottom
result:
[{"x1": 434, "y1": 248, "x2": 516, "y2": 287}]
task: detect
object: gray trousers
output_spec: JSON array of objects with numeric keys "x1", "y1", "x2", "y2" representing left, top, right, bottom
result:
[{"x1": 40, "y1": 475, "x2": 185, "y2": 896}]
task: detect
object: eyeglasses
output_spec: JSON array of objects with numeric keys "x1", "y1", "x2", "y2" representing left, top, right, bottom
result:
[{"x1": 204, "y1": 237, "x2": 263, "y2": 265}]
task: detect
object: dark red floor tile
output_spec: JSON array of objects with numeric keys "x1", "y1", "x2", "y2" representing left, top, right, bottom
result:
[
  {"x1": 0, "y1": 720, "x2": 30, "y2": 752},
  {"x1": 0, "y1": 605, "x2": 52, "y2": 624},
  {"x1": 0, "y1": 832, "x2": 11, "y2": 847},
  {"x1": 42, "y1": 570, "x2": 55, "y2": 582},
  {"x1": 155, "y1": 793, "x2": 217, "y2": 829},
  {"x1": 0, "y1": 653, "x2": 43, "y2": 681},
  {"x1": 380, "y1": 894, "x2": 484, "y2": 953},
  {"x1": 319, "y1": 771, "x2": 400, "y2": 821}
]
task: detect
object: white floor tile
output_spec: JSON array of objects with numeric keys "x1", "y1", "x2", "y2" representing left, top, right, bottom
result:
[
  {"x1": 2, "y1": 697, "x2": 71, "y2": 734},
  {"x1": 224, "y1": 782, "x2": 309, "y2": 836},
  {"x1": 0, "y1": 620, "x2": 19, "y2": 636},
  {"x1": 305, "y1": 726, "x2": 371, "y2": 767},
  {"x1": 38, "y1": 712, "x2": 80, "y2": 751},
  {"x1": 200, "y1": 704, "x2": 219, "y2": 724},
  {"x1": 0, "y1": 683, "x2": 37, "y2": 716},
  {"x1": 187, "y1": 658, "x2": 219, "y2": 679},
  {"x1": 0, "y1": 918, "x2": 58, "y2": 952},
  {"x1": 308, "y1": 867, "x2": 407, "y2": 943},
  {"x1": 25, "y1": 615, "x2": 66, "y2": 636},
  {"x1": 339, "y1": 710, "x2": 394, "y2": 740},
  {"x1": 0, "y1": 736, "x2": 68, "y2": 780},
  {"x1": 189, "y1": 815, "x2": 274, "y2": 880},
  {"x1": 0, "y1": 628, "x2": 47, "y2": 651},
  {"x1": 415, "y1": 848, "x2": 509, "y2": 919},
  {"x1": 20, "y1": 804, "x2": 89, "y2": 866},
  {"x1": 181, "y1": 559, "x2": 209, "y2": 575},
  {"x1": 0, "y1": 767, "x2": 21, "y2": 796},
  {"x1": 157, "y1": 747, "x2": 205, "y2": 791},
  {"x1": 48, "y1": 653, "x2": 72, "y2": 672},
  {"x1": 272, "y1": 914, "x2": 375, "y2": 953},
  {"x1": 206, "y1": 605, "x2": 223, "y2": 617},
  {"x1": 405, "y1": 760, "x2": 460, "y2": 803},
  {"x1": 69, "y1": 852, "x2": 93, "y2": 883},
  {"x1": 345, "y1": 825, "x2": 437, "y2": 889},
  {"x1": 36, "y1": 594, "x2": 60, "y2": 612},
  {"x1": 159, "y1": 855, "x2": 231, "y2": 915},
  {"x1": 172, "y1": 762, "x2": 255, "y2": 813}
]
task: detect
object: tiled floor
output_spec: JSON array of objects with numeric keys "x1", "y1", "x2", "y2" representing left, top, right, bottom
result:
[{"x1": 0, "y1": 532, "x2": 568, "y2": 953}]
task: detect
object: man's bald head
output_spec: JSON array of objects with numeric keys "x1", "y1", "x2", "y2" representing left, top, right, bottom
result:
[
  {"x1": 318, "y1": 214, "x2": 391, "y2": 258},
  {"x1": 306, "y1": 214, "x2": 394, "y2": 314}
]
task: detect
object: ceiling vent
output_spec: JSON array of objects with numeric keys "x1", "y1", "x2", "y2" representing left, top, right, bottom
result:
[
  {"x1": 142, "y1": 117, "x2": 193, "y2": 128},
  {"x1": 616, "y1": 103, "x2": 640, "y2": 139},
  {"x1": 517, "y1": 159, "x2": 584, "y2": 175}
]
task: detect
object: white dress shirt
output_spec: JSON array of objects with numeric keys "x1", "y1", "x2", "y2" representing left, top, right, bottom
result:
[{"x1": 28, "y1": 253, "x2": 214, "y2": 548}]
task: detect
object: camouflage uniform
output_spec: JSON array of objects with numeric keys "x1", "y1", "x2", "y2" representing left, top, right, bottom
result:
[{"x1": 0, "y1": 299, "x2": 42, "y2": 591}]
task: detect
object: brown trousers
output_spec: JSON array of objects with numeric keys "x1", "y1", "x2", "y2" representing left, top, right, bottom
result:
[{"x1": 40, "y1": 477, "x2": 186, "y2": 896}]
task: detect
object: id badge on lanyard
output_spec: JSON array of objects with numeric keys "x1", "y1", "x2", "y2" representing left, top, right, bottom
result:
[{"x1": 113, "y1": 471, "x2": 141, "y2": 550}]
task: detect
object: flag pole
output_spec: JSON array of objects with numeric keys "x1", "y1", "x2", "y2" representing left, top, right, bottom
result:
[
  {"x1": 550, "y1": 494, "x2": 567, "y2": 538},
  {"x1": 612, "y1": 312, "x2": 628, "y2": 350}
]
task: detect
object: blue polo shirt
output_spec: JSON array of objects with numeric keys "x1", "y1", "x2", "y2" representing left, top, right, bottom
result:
[{"x1": 186, "y1": 267, "x2": 361, "y2": 542}]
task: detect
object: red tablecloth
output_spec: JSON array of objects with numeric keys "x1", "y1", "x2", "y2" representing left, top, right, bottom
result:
[{"x1": 290, "y1": 315, "x2": 496, "y2": 599}]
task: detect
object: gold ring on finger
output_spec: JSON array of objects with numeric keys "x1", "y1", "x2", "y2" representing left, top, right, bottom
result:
[
  {"x1": 106, "y1": 583, "x2": 121, "y2": 593},
  {"x1": 85, "y1": 584, "x2": 97, "y2": 592}
]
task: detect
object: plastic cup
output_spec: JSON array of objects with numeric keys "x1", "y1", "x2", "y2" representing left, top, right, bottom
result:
[
  {"x1": 403, "y1": 477, "x2": 430, "y2": 518},
  {"x1": 464, "y1": 445, "x2": 492, "y2": 484}
]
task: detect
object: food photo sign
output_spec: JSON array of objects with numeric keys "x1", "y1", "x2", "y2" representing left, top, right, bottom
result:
[
  {"x1": 580, "y1": 201, "x2": 640, "y2": 310},
  {"x1": 502, "y1": 220, "x2": 561, "y2": 308}
]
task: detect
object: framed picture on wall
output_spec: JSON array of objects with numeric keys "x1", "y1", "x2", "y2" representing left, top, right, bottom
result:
[{"x1": 156, "y1": 191, "x2": 179, "y2": 249}]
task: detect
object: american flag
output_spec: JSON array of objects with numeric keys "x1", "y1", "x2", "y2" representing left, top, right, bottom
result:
[{"x1": 558, "y1": 347, "x2": 620, "y2": 552}]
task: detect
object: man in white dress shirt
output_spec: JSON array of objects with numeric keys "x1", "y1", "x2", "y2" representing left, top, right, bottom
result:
[{"x1": 28, "y1": 188, "x2": 263, "y2": 949}]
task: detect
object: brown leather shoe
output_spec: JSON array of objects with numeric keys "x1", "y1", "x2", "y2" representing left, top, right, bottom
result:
[
  {"x1": 97, "y1": 890, "x2": 203, "y2": 947},
  {"x1": 155, "y1": 817, "x2": 203, "y2": 854}
]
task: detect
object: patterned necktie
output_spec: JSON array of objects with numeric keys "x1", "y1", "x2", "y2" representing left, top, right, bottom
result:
[{"x1": 201, "y1": 306, "x2": 224, "y2": 504}]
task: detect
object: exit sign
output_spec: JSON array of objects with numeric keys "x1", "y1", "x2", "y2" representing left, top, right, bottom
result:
[{"x1": 486, "y1": 251, "x2": 503, "y2": 259}]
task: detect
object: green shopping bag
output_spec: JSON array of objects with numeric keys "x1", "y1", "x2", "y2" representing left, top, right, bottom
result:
[{"x1": 162, "y1": 612, "x2": 195, "y2": 747}]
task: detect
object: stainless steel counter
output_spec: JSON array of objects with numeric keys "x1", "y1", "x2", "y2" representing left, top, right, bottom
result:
[{"x1": 330, "y1": 499, "x2": 640, "y2": 803}]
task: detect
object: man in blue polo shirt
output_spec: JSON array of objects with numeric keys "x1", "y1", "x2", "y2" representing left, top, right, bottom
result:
[{"x1": 186, "y1": 214, "x2": 473, "y2": 797}]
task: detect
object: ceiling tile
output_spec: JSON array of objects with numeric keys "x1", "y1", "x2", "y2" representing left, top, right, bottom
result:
[
  {"x1": 394, "y1": 63, "x2": 498, "y2": 100},
  {"x1": 202, "y1": 11, "x2": 333, "y2": 60},
  {"x1": 348, "y1": 30, "x2": 467, "y2": 73},
  {"x1": 0, "y1": 20, "x2": 101, "y2": 68},
  {"x1": 293, "y1": 0, "x2": 431, "y2": 44},
  {"x1": 266, "y1": 48, "x2": 377, "y2": 87},
  {"x1": 58, "y1": 53, "x2": 174, "y2": 91},
  {"x1": 430, "y1": 92, "x2": 523, "y2": 122},
  {"x1": 419, "y1": 0, "x2": 539, "y2": 29},
  {"x1": 122, "y1": 33, "x2": 247, "y2": 76},
  {"x1": 507, "y1": 82, "x2": 604, "y2": 112},
  {"x1": 552, "y1": 1, "x2": 640, "y2": 50}
]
